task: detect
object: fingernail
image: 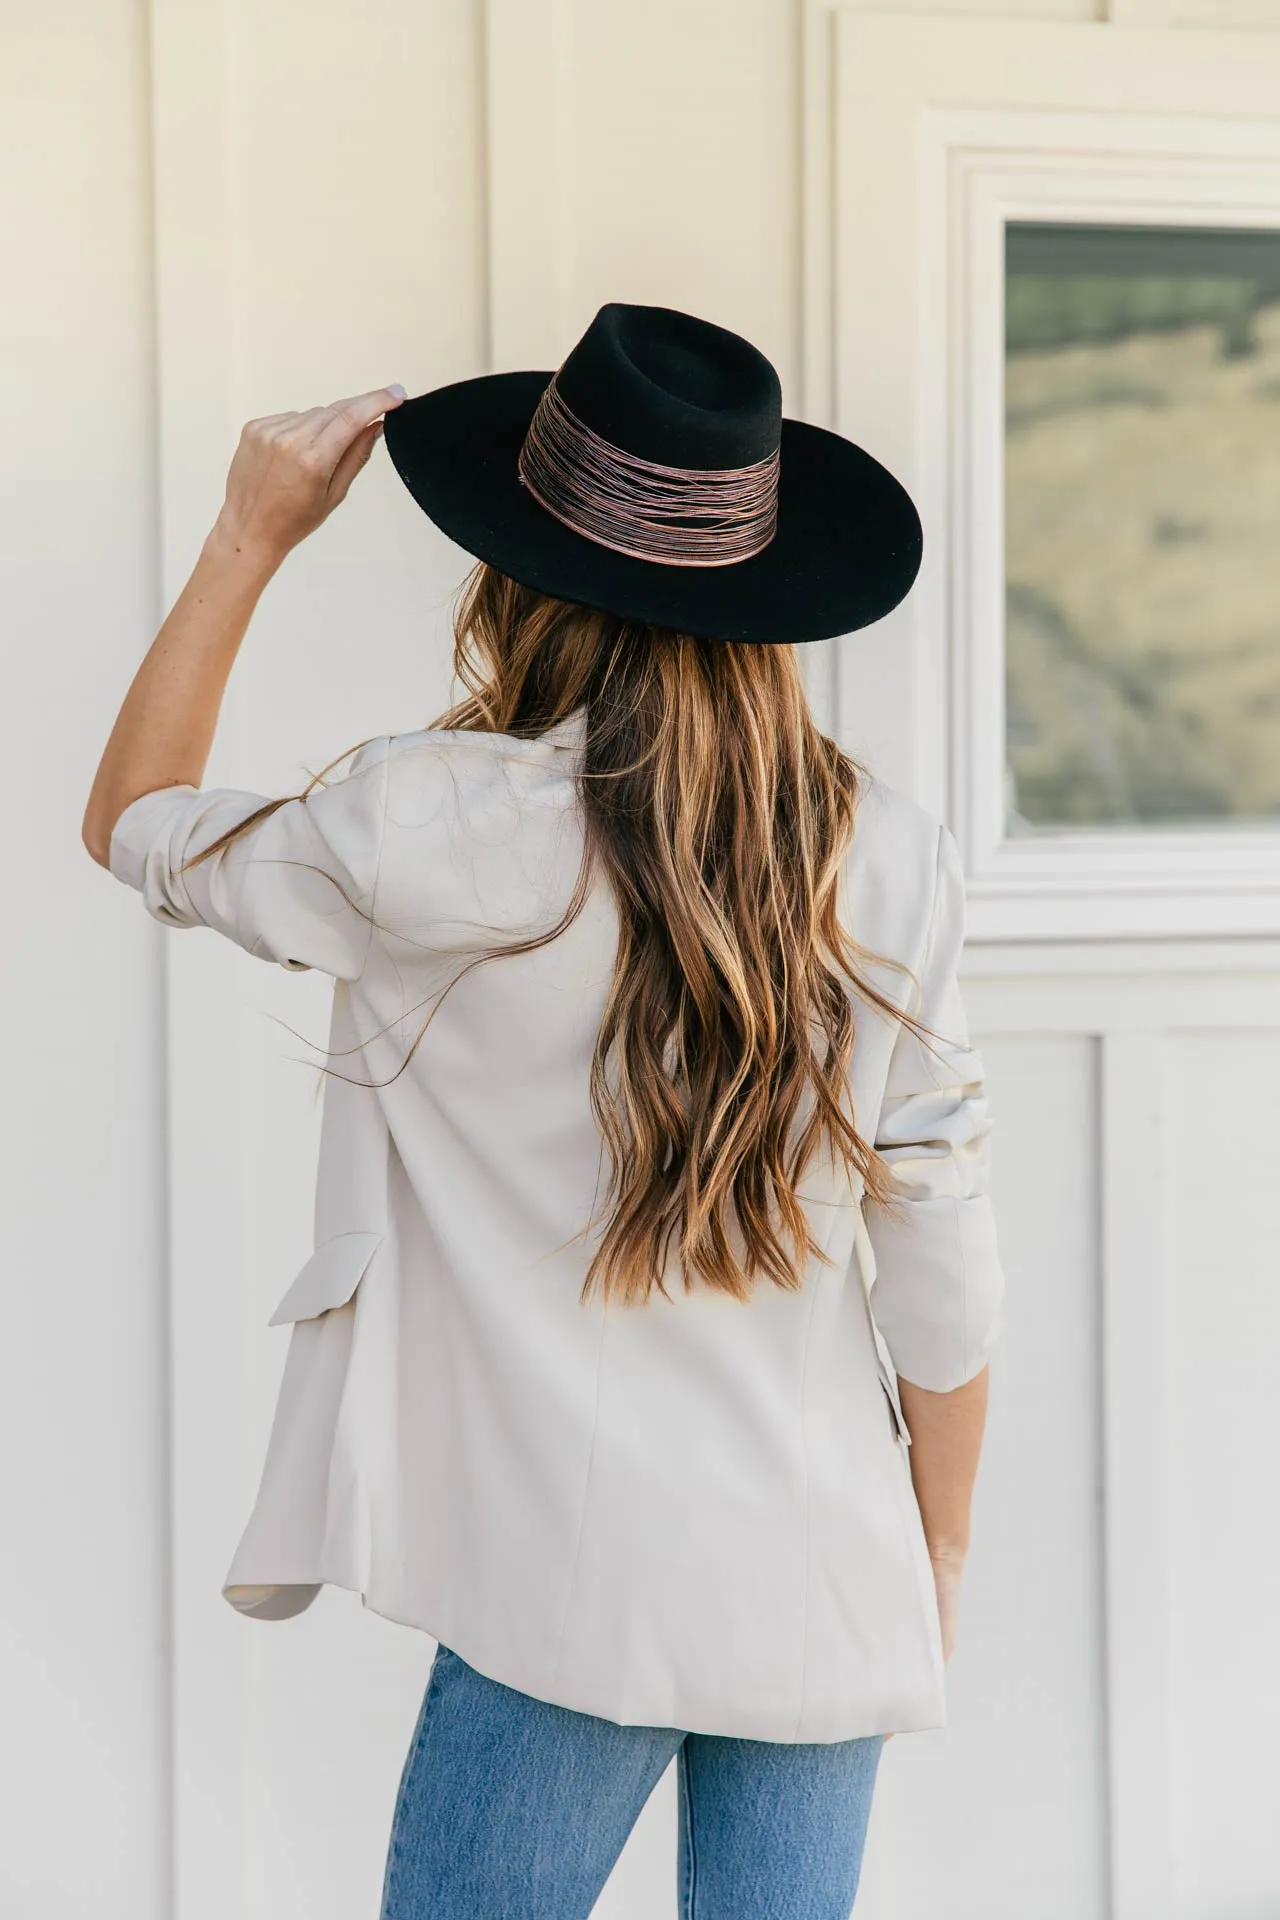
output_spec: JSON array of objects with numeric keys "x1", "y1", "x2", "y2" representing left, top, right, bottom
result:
[{"x1": 387, "y1": 383, "x2": 407, "y2": 400}]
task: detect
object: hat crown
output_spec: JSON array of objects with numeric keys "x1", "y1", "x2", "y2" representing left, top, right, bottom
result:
[{"x1": 554, "y1": 303, "x2": 782, "y2": 472}]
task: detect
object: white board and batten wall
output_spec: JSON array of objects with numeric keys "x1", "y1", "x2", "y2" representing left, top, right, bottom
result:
[{"x1": 4, "y1": 3, "x2": 1279, "y2": 1917}]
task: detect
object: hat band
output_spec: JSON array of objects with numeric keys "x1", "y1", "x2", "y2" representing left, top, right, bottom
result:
[{"x1": 517, "y1": 375, "x2": 780, "y2": 569}]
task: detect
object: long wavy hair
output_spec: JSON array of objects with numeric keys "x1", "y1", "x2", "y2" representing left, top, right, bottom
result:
[{"x1": 186, "y1": 561, "x2": 915, "y2": 1306}]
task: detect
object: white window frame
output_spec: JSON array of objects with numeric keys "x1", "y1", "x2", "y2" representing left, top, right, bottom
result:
[
  {"x1": 809, "y1": 10, "x2": 1280, "y2": 941},
  {"x1": 956, "y1": 138, "x2": 1280, "y2": 940}
]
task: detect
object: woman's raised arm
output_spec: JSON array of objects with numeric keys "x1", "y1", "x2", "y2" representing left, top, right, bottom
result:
[{"x1": 82, "y1": 384, "x2": 403, "y2": 867}]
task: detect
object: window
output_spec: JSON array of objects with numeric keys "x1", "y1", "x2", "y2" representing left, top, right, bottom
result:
[{"x1": 1004, "y1": 222, "x2": 1280, "y2": 835}]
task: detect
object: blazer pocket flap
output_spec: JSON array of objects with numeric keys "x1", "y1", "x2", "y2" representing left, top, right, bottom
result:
[{"x1": 268, "y1": 1231, "x2": 383, "y2": 1326}]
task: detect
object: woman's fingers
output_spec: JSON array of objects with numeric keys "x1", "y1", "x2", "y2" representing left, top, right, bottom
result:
[
  {"x1": 248, "y1": 387, "x2": 405, "y2": 475},
  {"x1": 326, "y1": 417, "x2": 384, "y2": 507},
  {"x1": 307, "y1": 386, "x2": 407, "y2": 465},
  {"x1": 318, "y1": 383, "x2": 406, "y2": 504},
  {"x1": 216, "y1": 385, "x2": 405, "y2": 559},
  {"x1": 250, "y1": 410, "x2": 302, "y2": 432}
]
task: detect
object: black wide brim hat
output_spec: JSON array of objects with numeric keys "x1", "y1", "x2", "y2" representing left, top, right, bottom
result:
[{"x1": 383, "y1": 303, "x2": 922, "y2": 645}]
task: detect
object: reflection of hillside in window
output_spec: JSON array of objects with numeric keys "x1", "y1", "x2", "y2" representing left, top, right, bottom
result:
[{"x1": 1004, "y1": 222, "x2": 1280, "y2": 832}]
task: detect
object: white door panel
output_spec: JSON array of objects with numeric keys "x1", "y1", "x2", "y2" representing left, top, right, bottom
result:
[
  {"x1": 864, "y1": 1033, "x2": 1109, "y2": 1920},
  {"x1": 1168, "y1": 1030, "x2": 1280, "y2": 1915}
]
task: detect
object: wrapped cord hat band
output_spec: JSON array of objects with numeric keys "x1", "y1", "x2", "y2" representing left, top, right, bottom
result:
[
  {"x1": 382, "y1": 300, "x2": 925, "y2": 638},
  {"x1": 518, "y1": 373, "x2": 781, "y2": 568}
]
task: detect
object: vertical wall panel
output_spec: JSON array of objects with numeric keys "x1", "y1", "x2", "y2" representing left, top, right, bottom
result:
[
  {"x1": 223, "y1": 0, "x2": 491, "y2": 792},
  {"x1": 486, "y1": 0, "x2": 803, "y2": 389},
  {"x1": 1168, "y1": 1031, "x2": 1280, "y2": 1919},
  {"x1": 1099, "y1": 1030, "x2": 1176, "y2": 1919},
  {"x1": 0, "y1": 3, "x2": 169, "y2": 1916},
  {"x1": 865, "y1": 1034, "x2": 1109, "y2": 1919}
]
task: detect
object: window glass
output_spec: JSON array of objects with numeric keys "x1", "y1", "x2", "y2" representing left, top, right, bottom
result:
[{"x1": 1005, "y1": 221, "x2": 1280, "y2": 832}]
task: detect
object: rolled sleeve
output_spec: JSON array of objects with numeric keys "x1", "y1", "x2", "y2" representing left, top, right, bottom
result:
[
  {"x1": 863, "y1": 824, "x2": 1006, "y2": 1392},
  {"x1": 107, "y1": 736, "x2": 391, "y2": 979}
]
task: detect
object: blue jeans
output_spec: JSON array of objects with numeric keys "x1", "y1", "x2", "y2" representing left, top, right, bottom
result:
[{"x1": 378, "y1": 1643, "x2": 885, "y2": 1919}]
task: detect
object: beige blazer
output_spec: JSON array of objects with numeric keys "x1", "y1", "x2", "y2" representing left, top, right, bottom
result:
[{"x1": 109, "y1": 707, "x2": 1005, "y2": 1742}]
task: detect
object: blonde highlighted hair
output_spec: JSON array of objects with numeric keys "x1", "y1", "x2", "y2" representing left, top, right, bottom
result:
[{"x1": 187, "y1": 562, "x2": 915, "y2": 1306}]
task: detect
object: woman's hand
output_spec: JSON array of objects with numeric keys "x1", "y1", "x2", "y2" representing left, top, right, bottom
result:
[
  {"x1": 882, "y1": 1548, "x2": 964, "y2": 1747},
  {"x1": 82, "y1": 382, "x2": 407, "y2": 865},
  {"x1": 213, "y1": 384, "x2": 407, "y2": 567}
]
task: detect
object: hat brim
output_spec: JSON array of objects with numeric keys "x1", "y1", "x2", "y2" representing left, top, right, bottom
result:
[{"x1": 382, "y1": 371, "x2": 922, "y2": 644}]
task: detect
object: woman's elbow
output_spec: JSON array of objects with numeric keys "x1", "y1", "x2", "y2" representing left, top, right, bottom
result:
[{"x1": 82, "y1": 797, "x2": 115, "y2": 870}]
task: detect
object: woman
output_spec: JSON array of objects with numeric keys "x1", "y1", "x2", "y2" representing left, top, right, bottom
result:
[{"x1": 84, "y1": 304, "x2": 1004, "y2": 1919}]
